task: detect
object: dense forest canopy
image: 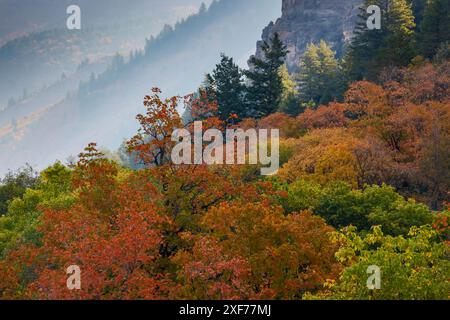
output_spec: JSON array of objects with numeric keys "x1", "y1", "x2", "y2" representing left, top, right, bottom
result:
[{"x1": 0, "y1": 0, "x2": 449, "y2": 300}]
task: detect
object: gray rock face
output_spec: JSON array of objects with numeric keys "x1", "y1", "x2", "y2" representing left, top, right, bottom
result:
[{"x1": 254, "y1": 0, "x2": 364, "y2": 72}]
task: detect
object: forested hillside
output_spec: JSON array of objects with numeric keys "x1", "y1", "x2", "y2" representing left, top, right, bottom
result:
[
  {"x1": 0, "y1": 0, "x2": 208, "y2": 109},
  {"x1": 0, "y1": 0, "x2": 281, "y2": 175},
  {"x1": 0, "y1": 0, "x2": 448, "y2": 300},
  {"x1": 0, "y1": 0, "x2": 208, "y2": 46}
]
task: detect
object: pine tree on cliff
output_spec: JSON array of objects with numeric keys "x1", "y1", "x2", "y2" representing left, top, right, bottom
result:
[
  {"x1": 210, "y1": 54, "x2": 246, "y2": 121},
  {"x1": 418, "y1": 0, "x2": 450, "y2": 59},
  {"x1": 346, "y1": 0, "x2": 416, "y2": 81},
  {"x1": 245, "y1": 32, "x2": 288, "y2": 118}
]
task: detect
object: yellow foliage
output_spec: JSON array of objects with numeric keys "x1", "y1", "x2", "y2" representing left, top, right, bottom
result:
[{"x1": 278, "y1": 128, "x2": 361, "y2": 187}]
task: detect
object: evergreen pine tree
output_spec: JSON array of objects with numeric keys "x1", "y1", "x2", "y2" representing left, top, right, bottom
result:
[
  {"x1": 245, "y1": 32, "x2": 288, "y2": 118},
  {"x1": 188, "y1": 74, "x2": 218, "y2": 122},
  {"x1": 418, "y1": 0, "x2": 450, "y2": 58},
  {"x1": 346, "y1": 0, "x2": 416, "y2": 80},
  {"x1": 210, "y1": 54, "x2": 245, "y2": 120},
  {"x1": 297, "y1": 40, "x2": 343, "y2": 105},
  {"x1": 202, "y1": 73, "x2": 216, "y2": 99}
]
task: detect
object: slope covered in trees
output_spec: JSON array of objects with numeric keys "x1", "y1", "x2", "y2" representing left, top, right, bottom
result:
[
  {"x1": 0, "y1": 0, "x2": 281, "y2": 176},
  {"x1": 0, "y1": 0, "x2": 449, "y2": 300},
  {"x1": 0, "y1": 0, "x2": 208, "y2": 108},
  {"x1": 0, "y1": 59, "x2": 448, "y2": 299}
]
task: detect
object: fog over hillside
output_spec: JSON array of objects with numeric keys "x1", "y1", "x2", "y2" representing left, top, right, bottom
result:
[
  {"x1": 0, "y1": 0, "x2": 281, "y2": 175},
  {"x1": 0, "y1": 0, "x2": 211, "y2": 108},
  {"x1": 0, "y1": 0, "x2": 209, "y2": 45}
]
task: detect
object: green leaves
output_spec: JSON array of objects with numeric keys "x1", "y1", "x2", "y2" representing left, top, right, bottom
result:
[
  {"x1": 210, "y1": 54, "x2": 246, "y2": 121},
  {"x1": 297, "y1": 40, "x2": 344, "y2": 105},
  {"x1": 245, "y1": 33, "x2": 288, "y2": 118},
  {"x1": 286, "y1": 181, "x2": 434, "y2": 236},
  {"x1": 322, "y1": 225, "x2": 449, "y2": 300},
  {"x1": 346, "y1": 0, "x2": 416, "y2": 80}
]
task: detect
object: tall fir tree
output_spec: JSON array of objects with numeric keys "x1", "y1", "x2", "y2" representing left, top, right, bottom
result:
[
  {"x1": 418, "y1": 0, "x2": 450, "y2": 58},
  {"x1": 245, "y1": 33, "x2": 288, "y2": 118},
  {"x1": 296, "y1": 40, "x2": 344, "y2": 106},
  {"x1": 346, "y1": 0, "x2": 416, "y2": 81},
  {"x1": 210, "y1": 54, "x2": 246, "y2": 121},
  {"x1": 200, "y1": 73, "x2": 217, "y2": 104}
]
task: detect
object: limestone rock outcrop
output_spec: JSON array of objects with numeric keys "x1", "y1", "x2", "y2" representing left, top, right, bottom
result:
[{"x1": 254, "y1": 0, "x2": 364, "y2": 71}]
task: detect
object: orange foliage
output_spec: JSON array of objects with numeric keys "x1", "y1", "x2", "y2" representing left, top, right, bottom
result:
[
  {"x1": 1, "y1": 61, "x2": 448, "y2": 300},
  {"x1": 258, "y1": 112, "x2": 301, "y2": 138},
  {"x1": 72, "y1": 143, "x2": 119, "y2": 215},
  {"x1": 297, "y1": 103, "x2": 348, "y2": 130},
  {"x1": 127, "y1": 88, "x2": 184, "y2": 167},
  {"x1": 283, "y1": 63, "x2": 450, "y2": 206},
  {"x1": 198, "y1": 202, "x2": 341, "y2": 299}
]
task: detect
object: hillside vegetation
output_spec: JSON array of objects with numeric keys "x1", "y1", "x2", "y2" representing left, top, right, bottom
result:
[{"x1": 0, "y1": 0, "x2": 448, "y2": 300}]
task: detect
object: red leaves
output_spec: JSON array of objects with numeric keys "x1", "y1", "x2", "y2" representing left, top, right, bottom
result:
[
  {"x1": 127, "y1": 88, "x2": 183, "y2": 167},
  {"x1": 173, "y1": 236, "x2": 252, "y2": 300},
  {"x1": 24, "y1": 191, "x2": 169, "y2": 299},
  {"x1": 297, "y1": 103, "x2": 348, "y2": 130},
  {"x1": 0, "y1": 158, "x2": 172, "y2": 300},
  {"x1": 72, "y1": 144, "x2": 119, "y2": 215},
  {"x1": 2, "y1": 61, "x2": 446, "y2": 300},
  {"x1": 199, "y1": 202, "x2": 341, "y2": 299}
]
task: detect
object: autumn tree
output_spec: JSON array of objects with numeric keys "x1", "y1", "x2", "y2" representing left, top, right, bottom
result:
[
  {"x1": 297, "y1": 103, "x2": 348, "y2": 130},
  {"x1": 310, "y1": 226, "x2": 449, "y2": 300},
  {"x1": 420, "y1": 102, "x2": 450, "y2": 209},
  {"x1": 258, "y1": 112, "x2": 301, "y2": 138},
  {"x1": 127, "y1": 88, "x2": 184, "y2": 167},
  {"x1": 177, "y1": 201, "x2": 341, "y2": 299},
  {"x1": 72, "y1": 143, "x2": 119, "y2": 216},
  {"x1": 278, "y1": 128, "x2": 361, "y2": 187},
  {"x1": 172, "y1": 234, "x2": 253, "y2": 299},
  {"x1": 0, "y1": 152, "x2": 171, "y2": 300}
]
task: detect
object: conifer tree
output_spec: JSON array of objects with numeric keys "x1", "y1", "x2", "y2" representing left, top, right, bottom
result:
[
  {"x1": 210, "y1": 54, "x2": 245, "y2": 120},
  {"x1": 409, "y1": 0, "x2": 427, "y2": 26},
  {"x1": 297, "y1": 40, "x2": 343, "y2": 106},
  {"x1": 418, "y1": 0, "x2": 450, "y2": 58},
  {"x1": 245, "y1": 33, "x2": 288, "y2": 118},
  {"x1": 278, "y1": 65, "x2": 302, "y2": 116},
  {"x1": 200, "y1": 73, "x2": 217, "y2": 103},
  {"x1": 346, "y1": 0, "x2": 416, "y2": 80}
]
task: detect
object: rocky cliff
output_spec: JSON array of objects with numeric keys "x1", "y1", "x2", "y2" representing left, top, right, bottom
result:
[{"x1": 254, "y1": 0, "x2": 364, "y2": 71}]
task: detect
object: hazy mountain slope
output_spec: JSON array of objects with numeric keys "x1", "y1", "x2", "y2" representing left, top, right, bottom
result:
[
  {"x1": 0, "y1": 0, "x2": 281, "y2": 175},
  {"x1": 0, "y1": 0, "x2": 208, "y2": 45},
  {"x1": 0, "y1": 0, "x2": 210, "y2": 108}
]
